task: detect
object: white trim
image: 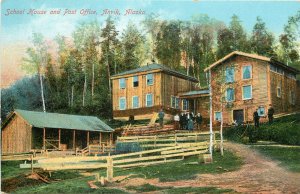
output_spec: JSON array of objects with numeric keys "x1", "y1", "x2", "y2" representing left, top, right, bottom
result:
[
  {"x1": 146, "y1": 74, "x2": 154, "y2": 86},
  {"x1": 132, "y1": 76, "x2": 139, "y2": 87},
  {"x1": 242, "y1": 85, "x2": 252, "y2": 100},
  {"x1": 119, "y1": 78, "x2": 126, "y2": 89},
  {"x1": 146, "y1": 93, "x2": 153, "y2": 107},
  {"x1": 242, "y1": 65, "x2": 252, "y2": 80},
  {"x1": 277, "y1": 86, "x2": 281, "y2": 98},
  {"x1": 225, "y1": 88, "x2": 235, "y2": 102},
  {"x1": 119, "y1": 97, "x2": 126, "y2": 110},
  {"x1": 132, "y1": 96, "x2": 139, "y2": 109}
]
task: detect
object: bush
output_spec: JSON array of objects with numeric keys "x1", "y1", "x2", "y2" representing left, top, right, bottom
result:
[
  {"x1": 224, "y1": 114, "x2": 300, "y2": 145},
  {"x1": 115, "y1": 142, "x2": 143, "y2": 153}
]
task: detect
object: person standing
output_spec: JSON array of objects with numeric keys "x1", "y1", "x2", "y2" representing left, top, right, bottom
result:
[
  {"x1": 268, "y1": 104, "x2": 275, "y2": 124},
  {"x1": 195, "y1": 113, "x2": 203, "y2": 130},
  {"x1": 158, "y1": 108, "x2": 165, "y2": 128},
  {"x1": 253, "y1": 109, "x2": 260, "y2": 128},
  {"x1": 179, "y1": 112, "x2": 185, "y2": 130},
  {"x1": 187, "y1": 118, "x2": 194, "y2": 132},
  {"x1": 174, "y1": 113, "x2": 180, "y2": 131}
]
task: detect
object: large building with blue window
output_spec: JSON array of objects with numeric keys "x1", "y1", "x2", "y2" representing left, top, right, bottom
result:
[
  {"x1": 204, "y1": 51, "x2": 300, "y2": 125},
  {"x1": 110, "y1": 64, "x2": 202, "y2": 120}
]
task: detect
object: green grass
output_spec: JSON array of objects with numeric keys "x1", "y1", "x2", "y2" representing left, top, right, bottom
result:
[
  {"x1": 252, "y1": 146, "x2": 300, "y2": 172},
  {"x1": 126, "y1": 184, "x2": 235, "y2": 193},
  {"x1": 1, "y1": 160, "x2": 31, "y2": 179},
  {"x1": 105, "y1": 150, "x2": 242, "y2": 182}
]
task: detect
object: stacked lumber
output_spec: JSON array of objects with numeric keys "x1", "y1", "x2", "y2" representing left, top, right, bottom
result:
[{"x1": 121, "y1": 124, "x2": 175, "y2": 136}]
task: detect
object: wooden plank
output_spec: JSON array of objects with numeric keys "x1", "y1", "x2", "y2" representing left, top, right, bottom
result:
[
  {"x1": 73, "y1": 130, "x2": 76, "y2": 150},
  {"x1": 43, "y1": 128, "x2": 46, "y2": 150},
  {"x1": 115, "y1": 158, "x2": 183, "y2": 168},
  {"x1": 58, "y1": 129, "x2": 61, "y2": 150},
  {"x1": 87, "y1": 131, "x2": 90, "y2": 146},
  {"x1": 161, "y1": 145, "x2": 208, "y2": 155},
  {"x1": 113, "y1": 150, "x2": 207, "y2": 164}
]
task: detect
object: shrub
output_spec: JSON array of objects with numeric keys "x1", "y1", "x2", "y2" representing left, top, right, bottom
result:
[{"x1": 115, "y1": 142, "x2": 143, "y2": 153}]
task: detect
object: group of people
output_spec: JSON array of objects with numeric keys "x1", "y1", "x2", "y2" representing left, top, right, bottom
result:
[
  {"x1": 253, "y1": 104, "x2": 275, "y2": 127},
  {"x1": 174, "y1": 111, "x2": 203, "y2": 131}
]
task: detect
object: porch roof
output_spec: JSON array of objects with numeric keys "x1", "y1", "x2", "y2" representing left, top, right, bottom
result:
[
  {"x1": 178, "y1": 90, "x2": 210, "y2": 98},
  {"x1": 3, "y1": 109, "x2": 114, "y2": 133}
]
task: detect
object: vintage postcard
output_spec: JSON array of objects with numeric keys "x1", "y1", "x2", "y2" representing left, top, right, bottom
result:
[{"x1": 1, "y1": 0, "x2": 300, "y2": 193}]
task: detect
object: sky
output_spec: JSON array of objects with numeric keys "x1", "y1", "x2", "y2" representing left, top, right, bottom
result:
[
  {"x1": 1, "y1": 0, "x2": 300, "y2": 87},
  {"x1": 1, "y1": 0, "x2": 300, "y2": 44}
]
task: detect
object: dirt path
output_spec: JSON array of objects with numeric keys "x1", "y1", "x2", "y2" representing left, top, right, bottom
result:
[{"x1": 115, "y1": 142, "x2": 300, "y2": 194}]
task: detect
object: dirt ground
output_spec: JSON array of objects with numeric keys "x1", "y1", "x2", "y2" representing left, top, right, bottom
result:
[{"x1": 114, "y1": 142, "x2": 300, "y2": 194}]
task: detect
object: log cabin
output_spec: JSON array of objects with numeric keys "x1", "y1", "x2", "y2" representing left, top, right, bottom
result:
[
  {"x1": 204, "y1": 51, "x2": 300, "y2": 125},
  {"x1": 1, "y1": 109, "x2": 114, "y2": 154},
  {"x1": 111, "y1": 63, "x2": 209, "y2": 120}
]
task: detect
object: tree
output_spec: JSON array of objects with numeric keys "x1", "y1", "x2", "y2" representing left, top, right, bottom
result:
[
  {"x1": 250, "y1": 17, "x2": 276, "y2": 57},
  {"x1": 155, "y1": 20, "x2": 182, "y2": 69},
  {"x1": 73, "y1": 21, "x2": 101, "y2": 106},
  {"x1": 120, "y1": 22, "x2": 145, "y2": 71},
  {"x1": 279, "y1": 11, "x2": 300, "y2": 67},
  {"x1": 22, "y1": 33, "x2": 50, "y2": 112}
]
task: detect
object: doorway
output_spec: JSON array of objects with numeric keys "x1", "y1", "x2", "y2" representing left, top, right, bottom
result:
[{"x1": 233, "y1": 109, "x2": 244, "y2": 125}]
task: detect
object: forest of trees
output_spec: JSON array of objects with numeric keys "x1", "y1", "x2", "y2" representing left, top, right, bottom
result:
[{"x1": 2, "y1": 12, "x2": 300, "y2": 121}]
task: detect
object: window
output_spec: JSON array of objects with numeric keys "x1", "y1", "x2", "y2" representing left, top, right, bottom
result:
[
  {"x1": 242, "y1": 85, "x2": 252, "y2": 100},
  {"x1": 182, "y1": 99, "x2": 189, "y2": 111},
  {"x1": 215, "y1": 112, "x2": 222, "y2": 121},
  {"x1": 290, "y1": 91, "x2": 295, "y2": 105},
  {"x1": 146, "y1": 94, "x2": 153, "y2": 107},
  {"x1": 258, "y1": 106, "x2": 265, "y2": 116},
  {"x1": 226, "y1": 88, "x2": 234, "y2": 102},
  {"x1": 146, "y1": 74, "x2": 154, "y2": 85},
  {"x1": 277, "y1": 85, "x2": 281, "y2": 98},
  {"x1": 171, "y1": 96, "x2": 180, "y2": 109},
  {"x1": 132, "y1": 96, "x2": 139, "y2": 108},
  {"x1": 119, "y1": 97, "x2": 126, "y2": 110},
  {"x1": 270, "y1": 64, "x2": 283, "y2": 74},
  {"x1": 242, "y1": 65, "x2": 252, "y2": 79},
  {"x1": 225, "y1": 67, "x2": 235, "y2": 83},
  {"x1": 133, "y1": 76, "x2": 139, "y2": 87},
  {"x1": 119, "y1": 78, "x2": 126, "y2": 89},
  {"x1": 287, "y1": 73, "x2": 296, "y2": 80},
  {"x1": 175, "y1": 98, "x2": 180, "y2": 109}
]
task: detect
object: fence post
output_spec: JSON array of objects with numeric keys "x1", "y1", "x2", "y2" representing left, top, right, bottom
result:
[
  {"x1": 107, "y1": 157, "x2": 113, "y2": 182},
  {"x1": 31, "y1": 155, "x2": 34, "y2": 174},
  {"x1": 175, "y1": 134, "x2": 177, "y2": 146}
]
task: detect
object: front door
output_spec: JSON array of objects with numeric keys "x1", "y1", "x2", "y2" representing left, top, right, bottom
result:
[{"x1": 233, "y1": 109, "x2": 244, "y2": 124}]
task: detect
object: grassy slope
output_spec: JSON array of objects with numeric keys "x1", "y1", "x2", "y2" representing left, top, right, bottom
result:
[
  {"x1": 2, "y1": 150, "x2": 242, "y2": 193},
  {"x1": 252, "y1": 146, "x2": 300, "y2": 172}
]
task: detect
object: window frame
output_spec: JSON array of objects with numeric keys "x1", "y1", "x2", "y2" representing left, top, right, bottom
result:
[
  {"x1": 242, "y1": 65, "x2": 252, "y2": 80},
  {"x1": 119, "y1": 97, "x2": 126, "y2": 110},
  {"x1": 214, "y1": 111, "x2": 222, "y2": 121},
  {"x1": 225, "y1": 66, "x2": 235, "y2": 83},
  {"x1": 226, "y1": 88, "x2": 235, "y2": 102},
  {"x1": 182, "y1": 99, "x2": 189, "y2": 111},
  {"x1": 119, "y1": 78, "x2": 126, "y2": 89},
  {"x1": 132, "y1": 96, "x2": 139, "y2": 109},
  {"x1": 132, "y1": 76, "x2": 139, "y2": 87},
  {"x1": 277, "y1": 85, "x2": 281, "y2": 98},
  {"x1": 242, "y1": 85, "x2": 252, "y2": 100},
  {"x1": 146, "y1": 93, "x2": 153, "y2": 107},
  {"x1": 258, "y1": 106, "x2": 265, "y2": 117},
  {"x1": 146, "y1": 74, "x2": 154, "y2": 86}
]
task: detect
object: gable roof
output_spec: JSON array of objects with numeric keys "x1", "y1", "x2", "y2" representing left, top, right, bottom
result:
[
  {"x1": 204, "y1": 51, "x2": 300, "y2": 74},
  {"x1": 111, "y1": 63, "x2": 198, "y2": 82},
  {"x1": 2, "y1": 109, "x2": 114, "y2": 132}
]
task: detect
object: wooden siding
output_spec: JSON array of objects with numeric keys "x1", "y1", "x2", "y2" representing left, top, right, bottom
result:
[
  {"x1": 112, "y1": 71, "x2": 197, "y2": 120},
  {"x1": 270, "y1": 71, "x2": 299, "y2": 113},
  {"x1": 211, "y1": 55, "x2": 270, "y2": 124},
  {"x1": 2, "y1": 115, "x2": 32, "y2": 154}
]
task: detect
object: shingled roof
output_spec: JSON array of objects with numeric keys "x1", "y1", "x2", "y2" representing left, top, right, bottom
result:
[
  {"x1": 2, "y1": 109, "x2": 114, "y2": 132},
  {"x1": 111, "y1": 63, "x2": 198, "y2": 82}
]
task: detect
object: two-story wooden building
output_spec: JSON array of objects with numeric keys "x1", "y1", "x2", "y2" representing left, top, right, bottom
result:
[
  {"x1": 204, "y1": 51, "x2": 300, "y2": 125},
  {"x1": 111, "y1": 64, "x2": 201, "y2": 120}
]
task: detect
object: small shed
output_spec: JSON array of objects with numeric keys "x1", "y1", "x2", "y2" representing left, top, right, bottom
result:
[{"x1": 1, "y1": 109, "x2": 114, "y2": 154}]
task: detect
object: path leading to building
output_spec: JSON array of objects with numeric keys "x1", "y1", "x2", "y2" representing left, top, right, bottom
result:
[{"x1": 116, "y1": 142, "x2": 300, "y2": 193}]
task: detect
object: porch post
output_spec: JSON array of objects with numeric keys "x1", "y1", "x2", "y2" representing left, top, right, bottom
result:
[
  {"x1": 73, "y1": 130, "x2": 76, "y2": 150},
  {"x1": 43, "y1": 128, "x2": 46, "y2": 150},
  {"x1": 58, "y1": 128, "x2": 61, "y2": 150},
  {"x1": 110, "y1": 132, "x2": 113, "y2": 145},
  {"x1": 194, "y1": 99, "x2": 196, "y2": 113},
  {"x1": 87, "y1": 131, "x2": 90, "y2": 146},
  {"x1": 99, "y1": 132, "x2": 102, "y2": 146}
]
